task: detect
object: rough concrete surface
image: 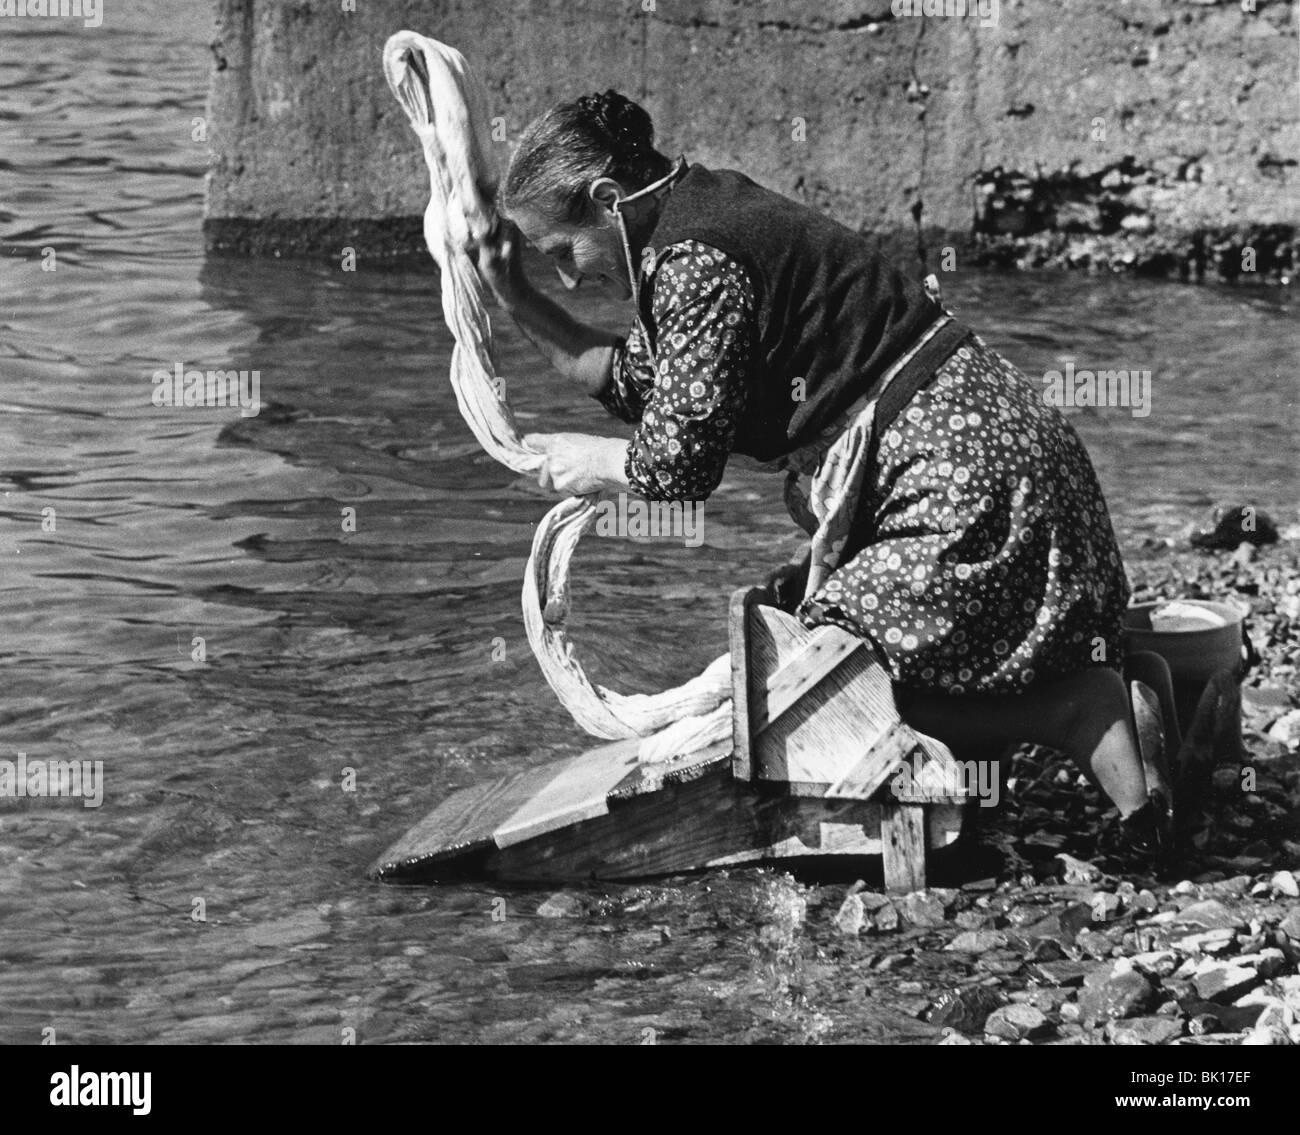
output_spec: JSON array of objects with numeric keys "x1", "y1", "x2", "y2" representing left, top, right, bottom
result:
[{"x1": 204, "y1": 0, "x2": 1298, "y2": 279}]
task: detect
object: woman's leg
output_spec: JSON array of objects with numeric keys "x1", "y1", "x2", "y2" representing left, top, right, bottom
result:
[{"x1": 896, "y1": 666, "x2": 1149, "y2": 817}]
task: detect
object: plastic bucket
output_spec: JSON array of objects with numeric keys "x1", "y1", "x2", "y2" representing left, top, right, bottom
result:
[{"x1": 1123, "y1": 600, "x2": 1248, "y2": 735}]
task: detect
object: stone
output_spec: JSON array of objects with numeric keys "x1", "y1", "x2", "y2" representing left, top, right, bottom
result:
[
  {"x1": 1172, "y1": 899, "x2": 1242, "y2": 931},
  {"x1": 872, "y1": 901, "x2": 900, "y2": 933},
  {"x1": 1173, "y1": 927, "x2": 1238, "y2": 954},
  {"x1": 984, "y1": 1004, "x2": 1051, "y2": 1042},
  {"x1": 834, "y1": 892, "x2": 866, "y2": 936},
  {"x1": 536, "y1": 893, "x2": 584, "y2": 918},
  {"x1": 1090, "y1": 892, "x2": 1122, "y2": 922},
  {"x1": 1056, "y1": 853, "x2": 1101, "y2": 884},
  {"x1": 1076, "y1": 928, "x2": 1116, "y2": 960},
  {"x1": 928, "y1": 985, "x2": 1006, "y2": 1033},
  {"x1": 900, "y1": 890, "x2": 948, "y2": 929},
  {"x1": 1267, "y1": 710, "x2": 1300, "y2": 748},
  {"x1": 1193, "y1": 964, "x2": 1261, "y2": 1004},
  {"x1": 1180, "y1": 999, "x2": 1267, "y2": 1032},
  {"x1": 1106, "y1": 1016, "x2": 1185, "y2": 1045},
  {"x1": 1079, "y1": 966, "x2": 1157, "y2": 1023},
  {"x1": 1242, "y1": 1022, "x2": 1293, "y2": 1045},
  {"x1": 1270, "y1": 870, "x2": 1299, "y2": 898},
  {"x1": 1132, "y1": 889, "x2": 1160, "y2": 914},
  {"x1": 1232, "y1": 949, "x2": 1286, "y2": 979},
  {"x1": 1188, "y1": 1012, "x2": 1221, "y2": 1036},
  {"x1": 946, "y1": 930, "x2": 1008, "y2": 954},
  {"x1": 1130, "y1": 951, "x2": 1179, "y2": 978},
  {"x1": 1033, "y1": 961, "x2": 1090, "y2": 987},
  {"x1": 1279, "y1": 908, "x2": 1300, "y2": 941}
]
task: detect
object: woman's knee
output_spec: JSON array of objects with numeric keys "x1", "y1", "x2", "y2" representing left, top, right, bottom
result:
[{"x1": 1038, "y1": 666, "x2": 1130, "y2": 745}]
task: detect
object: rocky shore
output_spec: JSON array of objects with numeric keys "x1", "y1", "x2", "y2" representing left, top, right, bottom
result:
[{"x1": 817, "y1": 536, "x2": 1300, "y2": 1044}]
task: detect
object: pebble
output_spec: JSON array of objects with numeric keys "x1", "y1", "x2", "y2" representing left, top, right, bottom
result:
[
  {"x1": 1057, "y1": 853, "x2": 1100, "y2": 884},
  {"x1": 1090, "y1": 892, "x2": 1122, "y2": 922},
  {"x1": 1271, "y1": 870, "x2": 1299, "y2": 898},
  {"x1": 834, "y1": 892, "x2": 866, "y2": 937},
  {"x1": 928, "y1": 985, "x2": 1005, "y2": 1032},
  {"x1": 1267, "y1": 709, "x2": 1300, "y2": 747},
  {"x1": 1172, "y1": 899, "x2": 1242, "y2": 931},
  {"x1": 1076, "y1": 928, "x2": 1116, "y2": 959},
  {"x1": 1079, "y1": 966, "x2": 1156, "y2": 1023},
  {"x1": 1278, "y1": 908, "x2": 1300, "y2": 941},
  {"x1": 1106, "y1": 1016, "x2": 1185, "y2": 1045},
  {"x1": 945, "y1": 930, "x2": 1008, "y2": 954},
  {"x1": 900, "y1": 890, "x2": 948, "y2": 929},
  {"x1": 1129, "y1": 950, "x2": 1180, "y2": 978},
  {"x1": 1173, "y1": 927, "x2": 1238, "y2": 954},
  {"x1": 1033, "y1": 960, "x2": 1090, "y2": 987},
  {"x1": 984, "y1": 1004, "x2": 1050, "y2": 1042},
  {"x1": 873, "y1": 901, "x2": 900, "y2": 932},
  {"x1": 1192, "y1": 964, "x2": 1261, "y2": 1004}
]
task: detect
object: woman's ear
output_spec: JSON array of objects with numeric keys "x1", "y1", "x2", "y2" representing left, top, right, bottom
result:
[{"x1": 587, "y1": 177, "x2": 624, "y2": 215}]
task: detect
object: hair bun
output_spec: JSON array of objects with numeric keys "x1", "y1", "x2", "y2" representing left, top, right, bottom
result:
[{"x1": 578, "y1": 89, "x2": 652, "y2": 157}]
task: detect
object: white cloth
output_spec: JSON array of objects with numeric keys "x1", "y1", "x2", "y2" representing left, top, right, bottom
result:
[{"x1": 382, "y1": 32, "x2": 732, "y2": 760}]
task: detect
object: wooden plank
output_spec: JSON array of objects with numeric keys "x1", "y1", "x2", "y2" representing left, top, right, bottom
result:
[
  {"x1": 756, "y1": 643, "x2": 901, "y2": 784},
  {"x1": 881, "y1": 803, "x2": 927, "y2": 892},
  {"x1": 753, "y1": 629, "x2": 864, "y2": 733},
  {"x1": 492, "y1": 737, "x2": 644, "y2": 848},
  {"x1": 729, "y1": 586, "x2": 764, "y2": 782},
  {"x1": 825, "y1": 721, "x2": 925, "y2": 800},
  {"x1": 370, "y1": 761, "x2": 569, "y2": 875},
  {"x1": 369, "y1": 739, "x2": 733, "y2": 879},
  {"x1": 375, "y1": 765, "x2": 966, "y2": 883}
]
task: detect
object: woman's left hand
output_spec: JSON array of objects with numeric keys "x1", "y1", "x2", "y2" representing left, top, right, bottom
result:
[{"x1": 523, "y1": 433, "x2": 627, "y2": 496}]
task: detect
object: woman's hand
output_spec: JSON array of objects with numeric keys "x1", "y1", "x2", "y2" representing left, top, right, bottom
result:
[
  {"x1": 524, "y1": 433, "x2": 629, "y2": 497},
  {"x1": 469, "y1": 217, "x2": 530, "y2": 309},
  {"x1": 765, "y1": 547, "x2": 811, "y2": 612}
]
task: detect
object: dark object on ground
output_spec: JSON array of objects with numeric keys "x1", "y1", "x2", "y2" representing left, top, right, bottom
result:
[{"x1": 1190, "y1": 505, "x2": 1279, "y2": 549}]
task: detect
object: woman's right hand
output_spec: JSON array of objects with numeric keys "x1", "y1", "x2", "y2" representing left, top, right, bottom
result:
[{"x1": 470, "y1": 216, "x2": 529, "y2": 309}]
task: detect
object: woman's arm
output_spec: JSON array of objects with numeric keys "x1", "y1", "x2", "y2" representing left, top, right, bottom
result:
[{"x1": 473, "y1": 219, "x2": 618, "y2": 397}]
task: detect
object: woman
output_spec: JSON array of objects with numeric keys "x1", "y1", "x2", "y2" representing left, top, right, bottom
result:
[{"x1": 473, "y1": 89, "x2": 1171, "y2": 859}]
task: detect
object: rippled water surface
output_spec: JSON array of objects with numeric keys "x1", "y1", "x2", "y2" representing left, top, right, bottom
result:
[{"x1": 0, "y1": 2, "x2": 1296, "y2": 1044}]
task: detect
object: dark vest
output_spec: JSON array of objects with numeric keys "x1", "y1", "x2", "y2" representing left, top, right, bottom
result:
[{"x1": 643, "y1": 164, "x2": 950, "y2": 462}]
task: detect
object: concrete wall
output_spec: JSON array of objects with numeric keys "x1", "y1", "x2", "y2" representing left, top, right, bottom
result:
[{"x1": 204, "y1": 0, "x2": 1298, "y2": 280}]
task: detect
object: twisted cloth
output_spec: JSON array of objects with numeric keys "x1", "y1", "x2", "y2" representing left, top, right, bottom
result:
[{"x1": 381, "y1": 32, "x2": 732, "y2": 761}]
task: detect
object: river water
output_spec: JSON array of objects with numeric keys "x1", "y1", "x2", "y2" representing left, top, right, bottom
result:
[{"x1": 0, "y1": 2, "x2": 1295, "y2": 1044}]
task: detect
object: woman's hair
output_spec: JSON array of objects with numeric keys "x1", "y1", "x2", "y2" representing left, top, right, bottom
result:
[{"x1": 500, "y1": 89, "x2": 672, "y2": 225}]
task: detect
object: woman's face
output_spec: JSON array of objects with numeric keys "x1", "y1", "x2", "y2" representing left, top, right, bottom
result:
[{"x1": 509, "y1": 204, "x2": 632, "y2": 300}]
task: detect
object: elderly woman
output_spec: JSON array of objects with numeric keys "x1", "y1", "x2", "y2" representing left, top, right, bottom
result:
[{"x1": 473, "y1": 89, "x2": 1171, "y2": 860}]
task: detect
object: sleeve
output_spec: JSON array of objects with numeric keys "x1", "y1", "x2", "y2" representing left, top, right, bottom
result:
[
  {"x1": 592, "y1": 317, "x2": 656, "y2": 424},
  {"x1": 621, "y1": 241, "x2": 755, "y2": 502}
]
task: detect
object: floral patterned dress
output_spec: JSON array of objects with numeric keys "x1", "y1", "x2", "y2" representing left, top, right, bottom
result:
[{"x1": 594, "y1": 240, "x2": 1131, "y2": 696}]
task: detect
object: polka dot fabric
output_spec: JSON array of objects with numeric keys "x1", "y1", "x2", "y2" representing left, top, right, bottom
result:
[
  {"x1": 596, "y1": 240, "x2": 753, "y2": 501},
  {"x1": 796, "y1": 335, "x2": 1131, "y2": 696}
]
